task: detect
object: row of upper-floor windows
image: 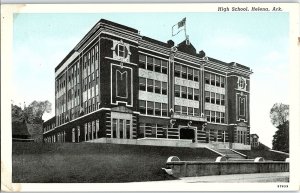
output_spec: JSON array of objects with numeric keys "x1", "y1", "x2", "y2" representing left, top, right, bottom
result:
[
  {"x1": 205, "y1": 72, "x2": 225, "y2": 88},
  {"x1": 174, "y1": 105, "x2": 200, "y2": 117},
  {"x1": 205, "y1": 91, "x2": 225, "y2": 105},
  {"x1": 205, "y1": 110, "x2": 225, "y2": 123},
  {"x1": 139, "y1": 100, "x2": 168, "y2": 117},
  {"x1": 174, "y1": 64, "x2": 200, "y2": 82},
  {"x1": 139, "y1": 54, "x2": 168, "y2": 74},
  {"x1": 43, "y1": 122, "x2": 56, "y2": 133},
  {"x1": 175, "y1": 85, "x2": 199, "y2": 101},
  {"x1": 139, "y1": 77, "x2": 167, "y2": 95},
  {"x1": 83, "y1": 44, "x2": 99, "y2": 67}
]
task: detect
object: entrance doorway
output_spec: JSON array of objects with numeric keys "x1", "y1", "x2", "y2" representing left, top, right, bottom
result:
[
  {"x1": 112, "y1": 119, "x2": 131, "y2": 139},
  {"x1": 179, "y1": 127, "x2": 196, "y2": 141}
]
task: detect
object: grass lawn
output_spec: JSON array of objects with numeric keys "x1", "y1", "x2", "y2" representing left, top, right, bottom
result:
[{"x1": 12, "y1": 142, "x2": 218, "y2": 183}]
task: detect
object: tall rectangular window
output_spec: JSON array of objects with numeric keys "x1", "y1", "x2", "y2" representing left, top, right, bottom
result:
[
  {"x1": 147, "y1": 79, "x2": 154, "y2": 92},
  {"x1": 216, "y1": 75, "x2": 220, "y2": 87},
  {"x1": 216, "y1": 93, "x2": 221, "y2": 105},
  {"x1": 112, "y1": 119, "x2": 117, "y2": 138},
  {"x1": 139, "y1": 77, "x2": 146, "y2": 91},
  {"x1": 147, "y1": 101, "x2": 154, "y2": 115},
  {"x1": 194, "y1": 70, "x2": 199, "y2": 82},
  {"x1": 220, "y1": 76, "x2": 225, "y2": 88},
  {"x1": 188, "y1": 107, "x2": 193, "y2": 116},
  {"x1": 211, "y1": 111, "x2": 216, "y2": 122},
  {"x1": 161, "y1": 60, "x2": 168, "y2": 74},
  {"x1": 162, "y1": 82, "x2": 167, "y2": 95},
  {"x1": 162, "y1": 103, "x2": 168, "y2": 116},
  {"x1": 194, "y1": 108, "x2": 199, "y2": 116},
  {"x1": 154, "y1": 58, "x2": 161, "y2": 73},
  {"x1": 174, "y1": 64, "x2": 181, "y2": 77},
  {"x1": 175, "y1": 85, "x2": 180, "y2": 97},
  {"x1": 205, "y1": 91, "x2": 210, "y2": 102},
  {"x1": 188, "y1": 87, "x2": 193, "y2": 100},
  {"x1": 182, "y1": 106, "x2": 188, "y2": 115},
  {"x1": 139, "y1": 100, "x2": 146, "y2": 114},
  {"x1": 210, "y1": 74, "x2": 215, "y2": 85},
  {"x1": 194, "y1": 89, "x2": 199, "y2": 101},
  {"x1": 210, "y1": 92, "x2": 215, "y2": 104},
  {"x1": 155, "y1": 102, "x2": 161, "y2": 116},
  {"x1": 221, "y1": 94, "x2": 225, "y2": 105},
  {"x1": 221, "y1": 112, "x2": 225, "y2": 123},
  {"x1": 126, "y1": 120, "x2": 130, "y2": 139},
  {"x1": 216, "y1": 112, "x2": 220, "y2": 123},
  {"x1": 155, "y1": 80, "x2": 161, "y2": 94},
  {"x1": 205, "y1": 73, "x2": 210, "y2": 84},
  {"x1": 182, "y1": 66, "x2": 187, "y2": 79},
  {"x1": 181, "y1": 86, "x2": 187, "y2": 98},
  {"x1": 205, "y1": 110, "x2": 210, "y2": 122},
  {"x1": 139, "y1": 55, "x2": 146, "y2": 69},
  {"x1": 147, "y1": 56, "x2": 153, "y2": 71},
  {"x1": 188, "y1": 68, "x2": 193, "y2": 80}
]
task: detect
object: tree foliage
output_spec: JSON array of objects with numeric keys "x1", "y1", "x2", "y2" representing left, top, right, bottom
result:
[
  {"x1": 11, "y1": 100, "x2": 52, "y2": 124},
  {"x1": 270, "y1": 103, "x2": 289, "y2": 153},
  {"x1": 270, "y1": 103, "x2": 289, "y2": 127}
]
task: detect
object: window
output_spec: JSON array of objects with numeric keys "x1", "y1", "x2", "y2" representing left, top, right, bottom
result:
[
  {"x1": 161, "y1": 61, "x2": 168, "y2": 74},
  {"x1": 138, "y1": 123, "x2": 146, "y2": 138},
  {"x1": 147, "y1": 79, "x2": 153, "y2": 92},
  {"x1": 139, "y1": 55, "x2": 146, "y2": 69},
  {"x1": 162, "y1": 82, "x2": 167, "y2": 95},
  {"x1": 154, "y1": 58, "x2": 161, "y2": 73},
  {"x1": 211, "y1": 111, "x2": 216, "y2": 122},
  {"x1": 147, "y1": 101, "x2": 154, "y2": 115},
  {"x1": 221, "y1": 112, "x2": 225, "y2": 123},
  {"x1": 221, "y1": 77, "x2": 225, "y2": 88},
  {"x1": 162, "y1": 103, "x2": 168, "y2": 116},
  {"x1": 126, "y1": 120, "x2": 130, "y2": 139},
  {"x1": 194, "y1": 108, "x2": 199, "y2": 116},
  {"x1": 216, "y1": 93, "x2": 221, "y2": 105},
  {"x1": 188, "y1": 68, "x2": 193, "y2": 80},
  {"x1": 210, "y1": 74, "x2": 215, "y2": 85},
  {"x1": 188, "y1": 87, "x2": 193, "y2": 100},
  {"x1": 194, "y1": 89, "x2": 199, "y2": 101},
  {"x1": 181, "y1": 86, "x2": 187, "y2": 98},
  {"x1": 205, "y1": 73, "x2": 210, "y2": 84},
  {"x1": 139, "y1": 77, "x2": 146, "y2": 91},
  {"x1": 175, "y1": 64, "x2": 181, "y2": 77},
  {"x1": 194, "y1": 70, "x2": 199, "y2": 82},
  {"x1": 205, "y1": 110, "x2": 210, "y2": 122},
  {"x1": 139, "y1": 100, "x2": 146, "y2": 114},
  {"x1": 216, "y1": 112, "x2": 220, "y2": 123},
  {"x1": 175, "y1": 105, "x2": 181, "y2": 114},
  {"x1": 188, "y1": 107, "x2": 193, "y2": 116},
  {"x1": 182, "y1": 106, "x2": 187, "y2": 115},
  {"x1": 155, "y1": 102, "x2": 161, "y2": 116},
  {"x1": 147, "y1": 56, "x2": 153, "y2": 71},
  {"x1": 210, "y1": 92, "x2": 215, "y2": 104},
  {"x1": 182, "y1": 66, "x2": 187, "y2": 79},
  {"x1": 205, "y1": 91, "x2": 210, "y2": 103},
  {"x1": 118, "y1": 44, "x2": 126, "y2": 58},
  {"x1": 155, "y1": 80, "x2": 161, "y2": 94},
  {"x1": 175, "y1": 85, "x2": 180, "y2": 97},
  {"x1": 112, "y1": 119, "x2": 117, "y2": 138},
  {"x1": 216, "y1": 75, "x2": 220, "y2": 87},
  {"x1": 221, "y1": 94, "x2": 225, "y2": 105}
]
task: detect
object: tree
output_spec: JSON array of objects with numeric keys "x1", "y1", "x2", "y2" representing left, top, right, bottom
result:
[
  {"x1": 11, "y1": 100, "x2": 52, "y2": 124},
  {"x1": 270, "y1": 103, "x2": 289, "y2": 153},
  {"x1": 269, "y1": 103, "x2": 289, "y2": 127}
]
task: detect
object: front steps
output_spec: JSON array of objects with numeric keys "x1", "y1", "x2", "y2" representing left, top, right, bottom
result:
[{"x1": 212, "y1": 148, "x2": 246, "y2": 160}]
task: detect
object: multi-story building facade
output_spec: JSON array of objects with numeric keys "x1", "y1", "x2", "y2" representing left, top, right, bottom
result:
[{"x1": 43, "y1": 19, "x2": 252, "y2": 149}]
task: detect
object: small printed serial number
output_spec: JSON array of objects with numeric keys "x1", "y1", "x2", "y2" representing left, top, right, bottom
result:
[{"x1": 277, "y1": 185, "x2": 288, "y2": 188}]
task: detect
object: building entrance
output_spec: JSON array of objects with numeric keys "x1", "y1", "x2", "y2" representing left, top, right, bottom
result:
[
  {"x1": 179, "y1": 127, "x2": 196, "y2": 141},
  {"x1": 111, "y1": 111, "x2": 132, "y2": 139}
]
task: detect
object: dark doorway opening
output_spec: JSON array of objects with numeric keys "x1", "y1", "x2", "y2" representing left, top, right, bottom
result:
[{"x1": 180, "y1": 128, "x2": 195, "y2": 140}]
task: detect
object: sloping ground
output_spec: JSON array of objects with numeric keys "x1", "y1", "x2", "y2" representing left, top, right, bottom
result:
[
  {"x1": 12, "y1": 142, "x2": 219, "y2": 183},
  {"x1": 237, "y1": 149, "x2": 289, "y2": 161}
]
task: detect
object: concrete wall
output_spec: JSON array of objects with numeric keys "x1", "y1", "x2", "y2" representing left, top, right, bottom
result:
[{"x1": 166, "y1": 161, "x2": 289, "y2": 178}]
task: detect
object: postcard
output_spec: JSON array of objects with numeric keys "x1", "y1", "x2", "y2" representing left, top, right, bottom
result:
[{"x1": 1, "y1": 3, "x2": 300, "y2": 192}]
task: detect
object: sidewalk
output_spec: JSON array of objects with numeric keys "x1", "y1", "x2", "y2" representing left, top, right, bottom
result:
[{"x1": 138, "y1": 172, "x2": 289, "y2": 183}]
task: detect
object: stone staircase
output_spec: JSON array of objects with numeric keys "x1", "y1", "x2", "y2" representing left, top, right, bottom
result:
[{"x1": 214, "y1": 148, "x2": 246, "y2": 160}]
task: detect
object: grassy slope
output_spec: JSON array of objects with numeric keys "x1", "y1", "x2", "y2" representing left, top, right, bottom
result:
[
  {"x1": 12, "y1": 142, "x2": 218, "y2": 183},
  {"x1": 237, "y1": 149, "x2": 289, "y2": 161}
]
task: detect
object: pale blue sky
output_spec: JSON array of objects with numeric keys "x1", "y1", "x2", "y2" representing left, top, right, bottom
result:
[{"x1": 12, "y1": 12, "x2": 289, "y2": 147}]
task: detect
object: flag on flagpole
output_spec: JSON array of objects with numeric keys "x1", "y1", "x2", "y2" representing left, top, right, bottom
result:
[{"x1": 172, "y1": 17, "x2": 186, "y2": 36}]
